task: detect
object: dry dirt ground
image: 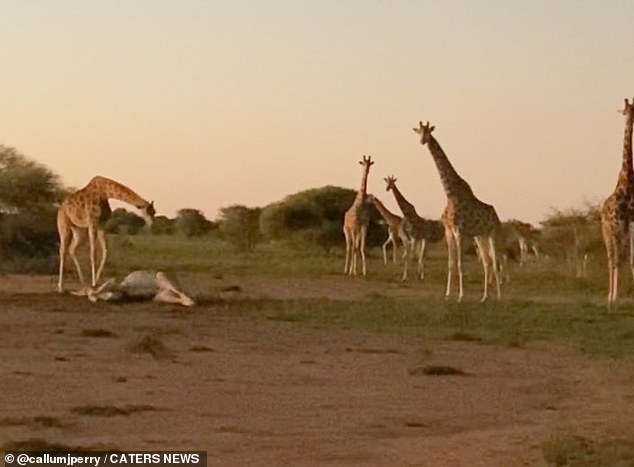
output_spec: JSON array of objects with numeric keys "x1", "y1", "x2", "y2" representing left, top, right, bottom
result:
[{"x1": 2, "y1": 274, "x2": 634, "y2": 466}]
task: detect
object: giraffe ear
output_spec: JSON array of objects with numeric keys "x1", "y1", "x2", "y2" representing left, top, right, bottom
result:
[{"x1": 413, "y1": 127, "x2": 421, "y2": 134}]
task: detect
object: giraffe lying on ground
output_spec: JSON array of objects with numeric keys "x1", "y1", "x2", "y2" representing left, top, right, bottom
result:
[
  {"x1": 57, "y1": 176, "x2": 155, "y2": 293},
  {"x1": 75, "y1": 271, "x2": 195, "y2": 307}
]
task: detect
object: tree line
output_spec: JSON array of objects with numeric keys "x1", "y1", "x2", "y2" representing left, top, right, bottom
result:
[{"x1": 0, "y1": 145, "x2": 604, "y2": 272}]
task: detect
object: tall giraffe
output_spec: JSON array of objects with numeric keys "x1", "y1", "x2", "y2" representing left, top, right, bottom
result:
[
  {"x1": 57, "y1": 176, "x2": 155, "y2": 293},
  {"x1": 343, "y1": 156, "x2": 374, "y2": 276},
  {"x1": 367, "y1": 194, "x2": 409, "y2": 264},
  {"x1": 601, "y1": 98, "x2": 634, "y2": 305},
  {"x1": 413, "y1": 121, "x2": 502, "y2": 302},
  {"x1": 384, "y1": 176, "x2": 444, "y2": 281}
]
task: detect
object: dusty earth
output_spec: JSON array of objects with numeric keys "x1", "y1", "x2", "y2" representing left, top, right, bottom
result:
[{"x1": 2, "y1": 274, "x2": 634, "y2": 466}]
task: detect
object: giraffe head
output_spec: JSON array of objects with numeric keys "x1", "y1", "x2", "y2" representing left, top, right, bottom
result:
[
  {"x1": 621, "y1": 98, "x2": 634, "y2": 118},
  {"x1": 384, "y1": 176, "x2": 397, "y2": 192},
  {"x1": 140, "y1": 201, "x2": 156, "y2": 225},
  {"x1": 412, "y1": 121, "x2": 435, "y2": 145},
  {"x1": 359, "y1": 154, "x2": 374, "y2": 169}
]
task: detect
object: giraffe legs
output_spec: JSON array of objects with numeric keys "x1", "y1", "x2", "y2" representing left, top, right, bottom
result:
[
  {"x1": 401, "y1": 238, "x2": 412, "y2": 281},
  {"x1": 343, "y1": 227, "x2": 352, "y2": 275},
  {"x1": 351, "y1": 234, "x2": 359, "y2": 275},
  {"x1": 518, "y1": 237, "x2": 528, "y2": 267},
  {"x1": 154, "y1": 272, "x2": 195, "y2": 306},
  {"x1": 444, "y1": 228, "x2": 455, "y2": 299},
  {"x1": 87, "y1": 223, "x2": 98, "y2": 288},
  {"x1": 359, "y1": 225, "x2": 368, "y2": 277},
  {"x1": 629, "y1": 226, "x2": 634, "y2": 281},
  {"x1": 454, "y1": 231, "x2": 464, "y2": 302},
  {"x1": 417, "y1": 239, "x2": 426, "y2": 280},
  {"x1": 392, "y1": 230, "x2": 398, "y2": 263},
  {"x1": 57, "y1": 222, "x2": 70, "y2": 293},
  {"x1": 602, "y1": 224, "x2": 624, "y2": 305},
  {"x1": 474, "y1": 236, "x2": 490, "y2": 302},
  {"x1": 95, "y1": 229, "x2": 108, "y2": 284},
  {"x1": 474, "y1": 235, "x2": 502, "y2": 303},
  {"x1": 488, "y1": 235, "x2": 502, "y2": 300},
  {"x1": 65, "y1": 228, "x2": 88, "y2": 289},
  {"x1": 382, "y1": 233, "x2": 393, "y2": 265}
]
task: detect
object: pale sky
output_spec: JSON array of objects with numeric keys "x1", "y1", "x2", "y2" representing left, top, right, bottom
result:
[{"x1": 2, "y1": 0, "x2": 633, "y2": 224}]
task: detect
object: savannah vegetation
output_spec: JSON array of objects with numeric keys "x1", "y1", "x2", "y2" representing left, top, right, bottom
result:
[
  {"x1": 1, "y1": 150, "x2": 633, "y2": 359},
  {"x1": 2, "y1": 146, "x2": 634, "y2": 464}
]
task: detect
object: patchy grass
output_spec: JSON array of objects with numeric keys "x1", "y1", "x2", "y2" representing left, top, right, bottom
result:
[
  {"x1": 81, "y1": 328, "x2": 118, "y2": 338},
  {"x1": 408, "y1": 365, "x2": 467, "y2": 376},
  {"x1": 0, "y1": 415, "x2": 65, "y2": 428},
  {"x1": 98, "y1": 234, "x2": 634, "y2": 360},
  {"x1": 542, "y1": 434, "x2": 634, "y2": 466},
  {"x1": 70, "y1": 405, "x2": 159, "y2": 417},
  {"x1": 446, "y1": 331, "x2": 484, "y2": 343},
  {"x1": 125, "y1": 335, "x2": 170, "y2": 358},
  {"x1": 214, "y1": 296, "x2": 634, "y2": 359}
]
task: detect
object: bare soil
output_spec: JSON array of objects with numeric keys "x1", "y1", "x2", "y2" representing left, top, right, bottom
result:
[{"x1": 1, "y1": 274, "x2": 634, "y2": 466}]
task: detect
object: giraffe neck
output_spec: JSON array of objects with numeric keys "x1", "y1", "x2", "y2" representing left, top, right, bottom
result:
[
  {"x1": 390, "y1": 185, "x2": 418, "y2": 218},
  {"x1": 614, "y1": 112, "x2": 634, "y2": 193},
  {"x1": 355, "y1": 165, "x2": 371, "y2": 203},
  {"x1": 371, "y1": 197, "x2": 400, "y2": 224},
  {"x1": 426, "y1": 135, "x2": 473, "y2": 199},
  {"x1": 89, "y1": 176, "x2": 149, "y2": 208}
]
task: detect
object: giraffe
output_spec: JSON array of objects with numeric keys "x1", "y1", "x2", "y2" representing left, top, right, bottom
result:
[
  {"x1": 413, "y1": 121, "x2": 502, "y2": 302},
  {"x1": 504, "y1": 219, "x2": 541, "y2": 267},
  {"x1": 57, "y1": 176, "x2": 155, "y2": 293},
  {"x1": 367, "y1": 194, "x2": 410, "y2": 264},
  {"x1": 384, "y1": 176, "x2": 444, "y2": 281},
  {"x1": 82, "y1": 270, "x2": 195, "y2": 307},
  {"x1": 343, "y1": 155, "x2": 374, "y2": 276},
  {"x1": 601, "y1": 98, "x2": 634, "y2": 305}
]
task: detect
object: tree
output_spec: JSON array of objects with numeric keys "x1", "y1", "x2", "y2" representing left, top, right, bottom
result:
[
  {"x1": 150, "y1": 215, "x2": 176, "y2": 235},
  {"x1": 218, "y1": 205, "x2": 261, "y2": 251},
  {"x1": 539, "y1": 202, "x2": 602, "y2": 277},
  {"x1": 259, "y1": 185, "x2": 384, "y2": 254},
  {"x1": 103, "y1": 207, "x2": 145, "y2": 235},
  {"x1": 0, "y1": 145, "x2": 67, "y2": 270},
  {"x1": 175, "y1": 208, "x2": 213, "y2": 237},
  {"x1": 0, "y1": 145, "x2": 64, "y2": 209}
]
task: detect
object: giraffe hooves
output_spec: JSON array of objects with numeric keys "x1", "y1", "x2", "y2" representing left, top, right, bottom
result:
[{"x1": 480, "y1": 295, "x2": 488, "y2": 303}]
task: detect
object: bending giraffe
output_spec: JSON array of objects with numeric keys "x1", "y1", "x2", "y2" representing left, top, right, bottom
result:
[
  {"x1": 414, "y1": 121, "x2": 502, "y2": 302},
  {"x1": 601, "y1": 98, "x2": 634, "y2": 305},
  {"x1": 57, "y1": 176, "x2": 155, "y2": 293},
  {"x1": 384, "y1": 176, "x2": 444, "y2": 281},
  {"x1": 367, "y1": 194, "x2": 409, "y2": 264},
  {"x1": 343, "y1": 155, "x2": 374, "y2": 277}
]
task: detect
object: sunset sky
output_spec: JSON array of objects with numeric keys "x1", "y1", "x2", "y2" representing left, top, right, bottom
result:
[{"x1": 2, "y1": 1, "x2": 634, "y2": 224}]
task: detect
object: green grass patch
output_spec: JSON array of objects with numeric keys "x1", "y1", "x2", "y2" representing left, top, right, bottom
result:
[
  {"x1": 216, "y1": 296, "x2": 634, "y2": 359},
  {"x1": 98, "y1": 234, "x2": 634, "y2": 360}
]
